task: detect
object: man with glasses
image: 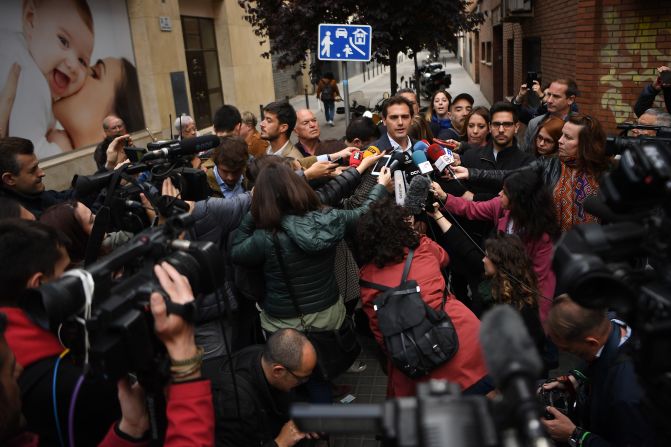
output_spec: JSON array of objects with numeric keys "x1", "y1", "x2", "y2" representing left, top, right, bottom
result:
[
  {"x1": 447, "y1": 102, "x2": 533, "y2": 316},
  {"x1": 523, "y1": 79, "x2": 578, "y2": 152},
  {"x1": 211, "y1": 328, "x2": 320, "y2": 447}
]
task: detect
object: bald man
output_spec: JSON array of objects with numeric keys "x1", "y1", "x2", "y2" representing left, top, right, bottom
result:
[
  {"x1": 540, "y1": 295, "x2": 652, "y2": 447},
  {"x1": 294, "y1": 109, "x2": 322, "y2": 157}
]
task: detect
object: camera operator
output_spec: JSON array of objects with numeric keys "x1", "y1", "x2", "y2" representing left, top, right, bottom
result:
[
  {"x1": 633, "y1": 65, "x2": 671, "y2": 117},
  {"x1": 0, "y1": 260, "x2": 214, "y2": 446},
  {"x1": 629, "y1": 107, "x2": 671, "y2": 137},
  {"x1": 540, "y1": 295, "x2": 653, "y2": 447}
]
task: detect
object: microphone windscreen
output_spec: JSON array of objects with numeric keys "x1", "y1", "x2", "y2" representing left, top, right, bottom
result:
[
  {"x1": 410, "y1": 149, "x2": 429, "y2": 166},
  {"x1": 412, "y1": 140, "x2": 429, "y2": 153},
  {"x1": 480, "y1": 305, "x2": 543, "y2": 386},
  {"x1": 404, "y1": 175, "x2": 431, "y2": 215},
  {"x1": 583, "y1": 194, "x2": 623, "y2": 223},
  {"x1": 363, "y1": 145, "x2": 381, "y2": 158},
  {"x1": 349, "y1": 150, "x2": 363, "y2": 167},
  {"x1": 426, "y1": 144, "x2": 446, "y2": 163}
]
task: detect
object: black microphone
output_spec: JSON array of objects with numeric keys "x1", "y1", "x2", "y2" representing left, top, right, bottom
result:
[
  {"x1": 387, "y1": 151, "x2": 405, "y2": 172},
  {"x1": 142, "y1": 135, "x2": 220, "y2": 161},
  {"x1": 404, "y1": 175, "x2": 431, "y2": 215},
  {"x1": 480, "y1": 305, "x2": 550, "y2": 447}
]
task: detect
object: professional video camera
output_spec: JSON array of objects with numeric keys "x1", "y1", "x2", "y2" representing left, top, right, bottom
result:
[
  {"x1": 604, "y1": 122, "x2": 671, "y2": 156},
  {"x1": 72, "y1": 135, "x2": 219, "y2": 235},
  {"x1": 553, "y1": 128, "x2": 671, "y2": 433},
  {"x1": 21, "y1": 214, "x2": 223, "y2": 388}
]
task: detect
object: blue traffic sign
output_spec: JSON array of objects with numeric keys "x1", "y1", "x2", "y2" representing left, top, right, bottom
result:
[{"x1": 318, "y1": 24, "x2": 372, "y2": 62}]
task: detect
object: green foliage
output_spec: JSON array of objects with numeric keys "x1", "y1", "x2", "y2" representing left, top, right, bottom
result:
[{"x1": 238, "y1": 0, "x2": 484, "y2": 91}]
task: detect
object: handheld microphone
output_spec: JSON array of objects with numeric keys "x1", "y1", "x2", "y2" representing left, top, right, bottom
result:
[
  {"x1": 142, "y1": 135, "x2": 220, "y2": 161},
  {"x1": 404, "y1": 175, "x2": 432, "y2": 215},
  {"x1": 362, "y1": 145, "x2": 382, "y2": 158},
  {"x1": 412, "y1": 139, "x2": 430, "y2": 153},
  {"x1": 394, "y1": 170, "x2": 406, "y2": 206},
  {"x1": 349, "y1": 150, "x2": 363, "y2": 167},
  {"x1": 480, "y1": 305, "x2": 550, "y2": 447},
  {"x1": 387, "y1": 151, "x2": 405, "y2": 172},
  {"x1": 411, "y1": 150, "x2": 434, "y2": 176},
  {"x1": 426, "y1": 144, "x2": 455, "y2": 174}
]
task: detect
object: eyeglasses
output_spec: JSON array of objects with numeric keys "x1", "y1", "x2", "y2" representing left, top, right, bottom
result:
[{"x1": 491, "y1": 121, "x2": 515, "y2": 129}]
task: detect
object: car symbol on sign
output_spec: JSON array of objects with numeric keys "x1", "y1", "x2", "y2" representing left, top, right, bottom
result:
[{"x1": 335, "y1": 28, "x2": 348, "y2": 38}]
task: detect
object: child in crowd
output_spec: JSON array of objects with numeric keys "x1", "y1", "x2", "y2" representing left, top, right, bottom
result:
[{"x1": 0, "y1": 0, "x2": 94, "y2": 157}]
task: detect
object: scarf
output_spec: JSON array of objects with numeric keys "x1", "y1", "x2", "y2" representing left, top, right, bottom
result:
[
  {"x1": 431, "y1": 115, "x2": 453, "y2": 130},
  {"x1": 553, "y1": 159, "x2": 601, "y2": 232}
]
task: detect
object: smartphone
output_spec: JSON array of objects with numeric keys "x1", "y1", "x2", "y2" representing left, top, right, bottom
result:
[
  {"x1": 526, "y1": 71, "x2": 538, "y2": 88},
  {"x1": 370, "y1": 155, "x2": 392, "y2": 176},
  {"x1": 124, "y1": 146, "x2": 147, "y2": 163},
  {"x1": 660, "y1": 70, "x2": 671, "y2": 86}
]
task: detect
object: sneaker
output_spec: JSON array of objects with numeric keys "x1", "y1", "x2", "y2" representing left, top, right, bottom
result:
[
  {"x1": 347, "y1": 360, "x2": 367, "y2": 373},
  {"x1": 328, "y1": 120, "x2": 335, "y2": 127}
]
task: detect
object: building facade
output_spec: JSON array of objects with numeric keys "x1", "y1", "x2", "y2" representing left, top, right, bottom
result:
[{"x1": 460, "y1": 0, "x2": 671, "y2": 134}]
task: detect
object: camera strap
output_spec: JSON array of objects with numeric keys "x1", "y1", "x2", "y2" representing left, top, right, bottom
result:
[
  {"x1": 162, "y1": 296, "x2": 197, "y2": 323},
  {"x1": 63, "y1": 269, "x2": 95, "y2": 367}
]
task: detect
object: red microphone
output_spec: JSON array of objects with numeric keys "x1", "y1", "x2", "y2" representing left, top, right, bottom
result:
[
  {"x1": 349, "y1": 150, "x2": 363, "y2": 167},
  {"x1": 426, "y1": 144, "x2": 456, "y2": 175}
]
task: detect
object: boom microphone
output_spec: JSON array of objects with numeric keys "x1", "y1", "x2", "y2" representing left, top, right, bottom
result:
[
  {"x1": 404, "y1": 175, "x2": 432, "y2": 215},
  {"x1": 142, "y1": 135, "x2": 220, "y2": 161},
  {"x1": 480, "y1": 305, "x2": 549, "y2": 447},
  {"x1": 411, "y1": 150, "x2": 434, "y2": 176}
]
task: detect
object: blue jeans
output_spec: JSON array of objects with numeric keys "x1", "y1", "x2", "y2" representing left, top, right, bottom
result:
[{"x1": 323, "y1": 100, "x2": 335, "y2": 122}]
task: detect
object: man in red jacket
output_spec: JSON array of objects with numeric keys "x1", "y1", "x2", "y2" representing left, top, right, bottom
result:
[{"x1": 0, "y1": 220, "x2": 214, "y2": 446}]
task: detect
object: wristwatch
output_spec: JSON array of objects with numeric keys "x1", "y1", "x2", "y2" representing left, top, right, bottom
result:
[{"x1": 568, "y1": 427, "x2": 589, "y2": 447}]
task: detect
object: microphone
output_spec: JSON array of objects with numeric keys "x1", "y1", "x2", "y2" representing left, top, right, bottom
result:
[
  {"x1": 142, "y1": 135, "x2": 220, "y2": 161},
  {"x1": 362, "y1": 145, "x2": 382, "y2": 158},
  {"x1": 426, "y1": 144, "x2": 455, "y2": 174},
  {"x1": 411, "y1": 150, "x2": 434, "y2": 176},
  {"x1": 394, "y1": 170, "x2": 406, "y2": 206},
  {"x1": 349, "y1": 150, "x2": 363, "y2": 167},
  {"x1": 583, "y1": 194, "x2": 641, "y2": 223},
  {"x1": 412, "y1": 139, "x2": 430, "y2": 153},
  {"x1": 387, "y1": 151, "x2": 405, "y2": 172},
  {"x1": 480, "y1": 305, "x2": 550, "y2": 447},
  {"x1": 404, "y1": 175, "x2": 431, "y2": 215}
]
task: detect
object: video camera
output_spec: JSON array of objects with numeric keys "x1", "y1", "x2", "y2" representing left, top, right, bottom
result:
[
  {"x1": 293, "y1": 381, "x2": 499, "y2": 447},
  {"x1": 21, "y1": 214, "x2": 223, "y2": 387},
  {"x1": 72, "y1": 135, "x2": 218, "y2": 234},
  {"x1": 553, "y1": 127, "x2": 671, "y2": 432}
]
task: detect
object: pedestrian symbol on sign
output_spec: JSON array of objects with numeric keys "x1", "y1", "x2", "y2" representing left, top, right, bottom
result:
[{"x1": 318, "y1": 24, "x2": 372, "y2": 62}]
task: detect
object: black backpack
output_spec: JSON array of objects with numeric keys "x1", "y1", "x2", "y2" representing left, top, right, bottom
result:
[
  {"x1": 320, "y1": 82, "x2": 334, "y2": 101},
  {"x1": 360, "y1": 248, "x2": 459, "y2": 379}
]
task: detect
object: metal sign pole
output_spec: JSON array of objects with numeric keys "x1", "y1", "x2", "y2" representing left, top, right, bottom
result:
[{"x1": 343, "y1": 61, "x2": 350, "y2": 128}]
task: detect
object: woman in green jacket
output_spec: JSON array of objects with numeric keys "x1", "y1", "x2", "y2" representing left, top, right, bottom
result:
[{"x1": 231, "y1": 161, "x2": 391, "y2": 401}]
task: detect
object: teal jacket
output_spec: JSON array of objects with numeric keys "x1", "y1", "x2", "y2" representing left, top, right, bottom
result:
[{"x1": 231, "y1": 184, "x2": 387, "y2": 318}]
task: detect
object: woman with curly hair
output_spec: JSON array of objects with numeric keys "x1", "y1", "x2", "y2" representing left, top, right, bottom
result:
[
  {"x1": 433, "y1": 167, "x2": 558, "y2": 324},
  {"x1": 356, "y1": 197, "x2": 489, "y2": 397},
  {"x1": 482, "y1": 234, "x2": 545, "y2": 354}
]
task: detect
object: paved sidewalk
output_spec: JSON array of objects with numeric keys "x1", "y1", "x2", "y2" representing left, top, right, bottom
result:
[{"x1": 288, "y1": 51, "x2": 490, "y2": 142}]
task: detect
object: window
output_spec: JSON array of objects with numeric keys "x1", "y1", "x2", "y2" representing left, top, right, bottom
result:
[
  {"x1": 481, "y1": 42, "x2": 486, "y2": 63},
  {"x1": 181, "y1": 16, "x2": 224, "y2": 129},
  {"x1": 485, "y1": 42, "x2": 492, "y2": 64}
]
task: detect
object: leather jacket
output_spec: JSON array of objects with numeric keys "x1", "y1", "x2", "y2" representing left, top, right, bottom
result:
[{"x1": 467, "y1": 156, "x2": 562, "y2": 192}]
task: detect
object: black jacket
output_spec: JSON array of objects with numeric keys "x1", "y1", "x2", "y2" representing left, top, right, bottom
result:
[
  {"x1": 206, "y1": 346, "x2": 290, "y2": 447},
  {"x1": 458, "y1": 140, "x2": 535, "y2": 201},
  {"x1": 465, "y1": 156, "x2": 561, "y2": 193},
  {"x1": 576, "y1": 321, "x2": 654, "y2": 447},
  {"x1": 0, "y1": 186, "x2": 73, "y2": 218},
  {"x1": 634, "y1": 84, "x2": 671, "y2": 117}
]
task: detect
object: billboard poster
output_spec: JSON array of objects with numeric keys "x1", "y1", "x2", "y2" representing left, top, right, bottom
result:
[{"x1": 0, "y1": 0, "x2": 145, "y2": 160}]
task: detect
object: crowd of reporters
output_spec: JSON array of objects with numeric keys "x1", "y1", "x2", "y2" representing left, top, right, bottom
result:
[{"x1": 0, "y1": 67, "x2": 669, "y2": 446}]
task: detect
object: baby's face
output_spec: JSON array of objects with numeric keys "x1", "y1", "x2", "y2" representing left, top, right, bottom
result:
[{"x1": 24, "y1": 1, "x2": 94, "y2": 100}]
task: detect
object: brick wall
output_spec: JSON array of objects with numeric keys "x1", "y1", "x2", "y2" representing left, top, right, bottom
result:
[
  {"x1": 478, "y1": 0, "x2": 500, "y2": 104},
  {"x1": 580, "y1": 0, "x2": 671, "y2": 133}
]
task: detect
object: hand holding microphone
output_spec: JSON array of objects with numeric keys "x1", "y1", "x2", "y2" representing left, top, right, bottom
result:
[
  {"x1": 430, "y1": 181, "x2": 448, "y2": 202},
  {"x1": 377, "y1": 166, "x2": 393, "y2": 192}
]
